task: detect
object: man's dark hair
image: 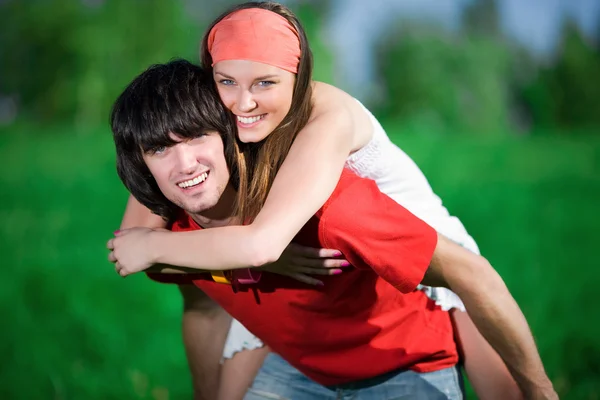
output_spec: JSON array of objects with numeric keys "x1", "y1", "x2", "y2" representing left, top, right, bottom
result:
[{"x1": 110, "y1": 59, "x2": 238, "y2": 222}]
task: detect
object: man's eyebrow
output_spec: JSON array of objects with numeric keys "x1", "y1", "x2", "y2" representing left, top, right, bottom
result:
[{"x1": 214, "y1": 72, "x2": 279, "y2": 81}]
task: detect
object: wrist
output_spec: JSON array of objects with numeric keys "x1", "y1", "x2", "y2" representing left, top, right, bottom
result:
[
  {"x1": 522, "y1": 378, "x2": 557, "y2": 400},
  {"x1": 149, "y1": 229, "x2": 167, "y2": 265}
]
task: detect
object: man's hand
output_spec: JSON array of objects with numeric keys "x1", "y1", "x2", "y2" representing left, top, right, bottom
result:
[{"x1": 107, "y1": 227, "x2": 164, "y2": 276}]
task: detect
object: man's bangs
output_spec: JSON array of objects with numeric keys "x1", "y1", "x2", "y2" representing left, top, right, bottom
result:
[
  {"x1": 134, "y1": 93, "x2": 213, "y2": 153},
  {"x1": 136, "y1": 125, "x2": 178, "y2": 154}
]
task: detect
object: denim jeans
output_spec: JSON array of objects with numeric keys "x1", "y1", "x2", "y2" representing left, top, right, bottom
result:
[{"x1": 244, "y1": 353, "x2": 464, "y2": 400}]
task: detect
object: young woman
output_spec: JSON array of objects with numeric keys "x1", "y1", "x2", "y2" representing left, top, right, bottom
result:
[{"x1": 112, "y1": 2, "x2": 522, "y2": 399}]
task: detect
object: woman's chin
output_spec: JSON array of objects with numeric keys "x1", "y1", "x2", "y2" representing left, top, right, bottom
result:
[{"x1": 238, "y1": 129, "x2": 271, "y2": 144}]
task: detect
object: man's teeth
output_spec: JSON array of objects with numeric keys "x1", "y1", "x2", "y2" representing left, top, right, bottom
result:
[
  {"x1": 237, "y1": 115, "x2": 263, "y2": 124},
  {"x1": 178, "y1": 172, "x2": 208, "y2": 188}
]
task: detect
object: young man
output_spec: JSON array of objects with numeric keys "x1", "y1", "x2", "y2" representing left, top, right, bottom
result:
[{"x1": 108, "y1": 60, "x2": 556, "y2": 399}]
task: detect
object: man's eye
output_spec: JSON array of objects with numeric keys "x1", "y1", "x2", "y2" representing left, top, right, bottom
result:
[
  {"x1": 193, "y1": 133, "x2": 207, "y2": 139},
  {"x1": 150, "y1": 146, "x2": 166, "y2": 155}
]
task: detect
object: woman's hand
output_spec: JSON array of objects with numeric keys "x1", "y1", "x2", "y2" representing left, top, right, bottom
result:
[
  {"x1": 107, "y1": 228, "x2": 163, "y2": 277},
  {"x1": 258, "y1": 243, "x2": 350, "y2": 285}
]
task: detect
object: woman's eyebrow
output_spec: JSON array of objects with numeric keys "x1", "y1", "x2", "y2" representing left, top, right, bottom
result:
[
  {"x1": 214, "y1": 71, "x2": 279, "y2": 81},
  {"x1": 214, "y1": 71, "x2": 235, "y2": 79},
  {"x1": 254, "y1": 74, "x2": 278, "y2": 80}
]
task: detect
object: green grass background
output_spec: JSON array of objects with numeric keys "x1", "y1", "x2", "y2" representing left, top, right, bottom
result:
[{"x1": 1, "y1": 124, "x2": 598, "y2": 399}]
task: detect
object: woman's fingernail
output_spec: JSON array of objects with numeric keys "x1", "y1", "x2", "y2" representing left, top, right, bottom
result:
[
  {"x1": 340, "y1": 261, "x2": 351, "y2": 267},
  {"x1": 332, "y1": 269, "x2": 343, "y2": 275},
  {"x1": 113, "y1": 230, "x2": 120, "y2": 235},
  {"x1": 333, "y1": 251, "x2": 342, "y2": 257},
  {"x1": 316, "y1": 281, "x2": 325, "y2": 286}
]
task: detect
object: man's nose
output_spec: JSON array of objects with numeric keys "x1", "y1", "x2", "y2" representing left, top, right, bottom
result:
[
  {"x1": 237, "y1": 90, "x2": 257, "y2": 113},
  {"x1": 173, "y1": 145, "x2": 197, "y2": 175}
]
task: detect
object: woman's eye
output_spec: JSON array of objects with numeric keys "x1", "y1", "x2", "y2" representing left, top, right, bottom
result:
[
  {"x1": 219, "y1": 79, "x2": 235, "y2": 86},
  {"x1": 257, "y1": 80, "x2": 275, "y2": 87}
]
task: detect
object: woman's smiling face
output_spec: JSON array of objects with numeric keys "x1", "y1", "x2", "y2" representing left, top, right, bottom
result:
[{"x1": 213, "y1": 59, "x2": 296, "y2": 143}]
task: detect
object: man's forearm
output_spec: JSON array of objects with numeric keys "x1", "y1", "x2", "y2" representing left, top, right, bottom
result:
[
  {"x1": 453, "y1": 270, "x2": 554, "y2": 398},
  {"x1": 120, "y1": 195, "x2": 167, "y2": 230},
  {"x1": 424, "y1": 235, "x2": 556, "y2": 399}
]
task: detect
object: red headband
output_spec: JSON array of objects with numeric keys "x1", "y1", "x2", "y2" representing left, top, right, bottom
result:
[{"x1": 207, "y1": 8, "x2": 301, "y2": 74}]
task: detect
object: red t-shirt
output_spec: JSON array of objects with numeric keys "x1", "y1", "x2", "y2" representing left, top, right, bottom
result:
[{"x1": 156, "y1": 170, "x2": 458, "y2": 386}]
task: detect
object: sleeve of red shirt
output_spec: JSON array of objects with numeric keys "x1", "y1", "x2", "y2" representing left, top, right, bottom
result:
[{"x1": 319, "y1": 173, "x2": 438, "y2": 293}]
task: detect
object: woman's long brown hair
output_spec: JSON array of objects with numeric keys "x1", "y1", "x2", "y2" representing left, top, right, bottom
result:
[{"x1": 200, "y1": 1, "x2": 314, "y2": 222}]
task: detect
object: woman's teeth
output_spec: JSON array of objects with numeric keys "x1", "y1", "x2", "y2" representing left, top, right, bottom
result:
[
  {"x1": 178, "y1": 172, "x2": 208, "y2": 188},
  {"x1": 237, "y1": 115, "x2": 264, "y2": 124}
]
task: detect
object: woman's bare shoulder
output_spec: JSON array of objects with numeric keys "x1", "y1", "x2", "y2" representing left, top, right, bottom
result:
[
  {"x1": 310, "y1": 81, "x2": 373, "y2": 149},
  {"x1": 311, "y1": 81, "x2": 353, "y2": 109}
]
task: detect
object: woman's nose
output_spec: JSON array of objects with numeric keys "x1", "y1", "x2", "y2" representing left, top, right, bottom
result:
[{"x1": 237, "y1": 90, "x2": 257, "y2": 113}]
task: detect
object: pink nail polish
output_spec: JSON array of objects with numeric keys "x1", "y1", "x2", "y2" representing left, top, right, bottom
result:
[
  {"x1": 340, "y1": 261, "x2": 351, "y2": 267},
  {"x1": 333, "y1": 251, "x2": 342, "y2": 257},
  {"x1": 332, "y1": 269, "x2": 343, "y2": 275},
  {"x1": 113, "y1": 230, "x2": 121, "y2": 235}
]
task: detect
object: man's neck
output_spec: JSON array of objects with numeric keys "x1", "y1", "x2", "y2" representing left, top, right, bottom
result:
[{"x1": 188, "y1": 184, "x2": 239, "y2": 229}]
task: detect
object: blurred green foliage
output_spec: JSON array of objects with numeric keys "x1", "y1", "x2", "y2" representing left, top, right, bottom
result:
[
  {"x1": 373, "y1": 0, "x2": 600, "y2": 134},
  {"x1": 0, "y1": 0, "x2": 198, "y2": 127},
  {"x1": 375, "y1": 27, "x2": 514, "y2": 135},
  {"x1": 1, "y1": 0, "x2": 598, "y2": 133},
  {"x1": 520, "y1": 21, "x2": 600, "y2": 130}
]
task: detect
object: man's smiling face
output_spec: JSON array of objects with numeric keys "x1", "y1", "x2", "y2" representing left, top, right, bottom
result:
[{"x1": 142, "y1": 131, "x2": 231, "y2": 217}]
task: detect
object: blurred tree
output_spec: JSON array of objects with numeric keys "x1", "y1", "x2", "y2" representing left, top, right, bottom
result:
[
  {"x1": 0, "y1": 0, "x2": 198, "y2": 129},
  {"x1": 552, "y1": 20, "x2": 600, "y2": 128},
  {"x1": 291, "y1": 1, "x2": 335, "y2": 84},
  {"x1": 0, "y1": 0, "x2": 83, "y2": 122},
  {"x1": 520, "y1": 19, "x2": 600, "y2": 131},
  {"x1": 374, "y1": 22, "x2": 513, "y2": 135},
  {"x1": 505, "y1": 45, "x2": 538, "y2": 133},
  {"x1": 463, "y1": 0, "x2": 501, "y2": 38}
]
